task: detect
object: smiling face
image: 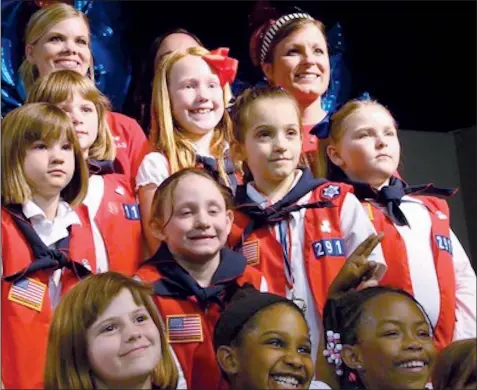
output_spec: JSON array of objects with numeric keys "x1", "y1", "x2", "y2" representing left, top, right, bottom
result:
[
  {"x1": 329, "y1": 103, "x2": 401, "y2": 188},
  {"x1": 86, "y1": 288, "x2": 162, "y2": 389},
  {"x1": 155, "y1": 173, "x2": 233, "y2": 264},
  {"x1": 352, "y1": 293, "x2": 436, "y2": 390},
  {"x1": 168, "y1": 55, "x2": 225, "y2": 139},
  {"x1": 239, "y1": 97, "x2": 302, "y2": 192},
  {"x1": 23, "y1": 137, "x2": 75, "y2": 200},
  {"x1": 233, "y1": 303, "x2": 313, "y2": 390},
  {"x1": 26, "y1": 17, "x2": 91, "y2": 77},
  {"x1": 57, "y1": 91, "x2": 99, "y2": 156},
  {"x1": 262, "y1": 22, "x2": 330, "y2": 105}
]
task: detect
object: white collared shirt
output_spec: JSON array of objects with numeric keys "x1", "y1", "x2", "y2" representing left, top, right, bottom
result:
[
  {"x1": 246, "y1": 170, "x2": 386, "y2": 366},
  {"x1": 23, "y1": 199, "x2": 81, "y2": 308}
]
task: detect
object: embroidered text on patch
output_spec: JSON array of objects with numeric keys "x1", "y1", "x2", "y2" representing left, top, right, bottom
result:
[
  {"x1": 8, "y1": 278, "x2": 46, "y2": 312},
  {"x1": 167, "y1": 315, "x2": 204, "y2": 343},
  {"x1": 242, "y1": 240, "x2": 260, "y2": 266},
  {"x1": 322, "y1": 184, "x2": 340, "y2": 200}
]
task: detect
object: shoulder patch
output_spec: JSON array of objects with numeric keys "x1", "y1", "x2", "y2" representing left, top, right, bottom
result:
[
  {"x1": 321, "y1": 184, "x2": 341, "y2": 200},
  {"x1": 166, "y1": 314, "x2": 203, "y2": 343}
]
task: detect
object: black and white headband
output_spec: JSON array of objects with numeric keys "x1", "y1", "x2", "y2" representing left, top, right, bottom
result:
[{"x1": 259, "y1": 12, "x2": 315, "y2": 64}]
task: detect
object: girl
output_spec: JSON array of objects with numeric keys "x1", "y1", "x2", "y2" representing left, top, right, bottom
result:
[
  {"x1": 432, "y1": 338, "x2": 476, "y2": 390},
  {"x1": 136, "y1": 46, "x2": 239, "y2": 254},
  {"x1": 26, "y1": 69, "x2": 144, "y2": 276},
  {"x1": 228, "y1": 85, "x2": 387, "y2": 367},
  {"x1": 1, "y1": 103, "x2": 91, "y2": 389},
  {"x1": 322, "y1": 286, "x2": 437, "y2": 390},
  {"x1": 249, "y1": 4, "x2": 331, "y2": 162},
  {"x1": 317, "y1": 97, "x2": 477, "y2": 349},
  {"x1": 20, "y1": 2, "x2": 148, "y2": 188},
  {"x1": 135, "y1": 168, "x2": 267, "y2": 390},
  {"x1": 44, "y1": 271, "x2": 179, "y2": 390},
  {"x1": 126, "y1": 27, "x2": 204, "y2": 133},
  {"x1": 214, "y1": 285, "x2": 331, "y2": 390}
]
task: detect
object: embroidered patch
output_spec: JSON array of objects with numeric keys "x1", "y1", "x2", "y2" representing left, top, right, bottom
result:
[
  {"x1": 312, "y1": 238, "x2": 345, "y2": 259},
  {"x1": 123, "y1": 203, "x2": 141, "y2": 220},
  {"x1": 241, "y1": 240, "x2": 260, "y2": 266},
  {"x1": 108, "y1": 201, "x2": 120, "y2": 215},
  {"x1": 8, "y1": 278, "x2": 46, "y2": 312},
  {"x1": 113, "y1": 136, "x2": 127, "y2": 149},
  {"x1": 320, "y1": 220, "x2": 331, "y2": 233},
  {"x1": 115, "y1": 185, "x2": 125, "y2": 196},
  {"x1": 435, "y1": 235, "x2": 453, "y2": 255},
  {"x1": 321, "y1": 184, "x2": 340, "y2": 200},
  {"x1": 167, "y1": 314, "x2": 203, "y2": 343}
]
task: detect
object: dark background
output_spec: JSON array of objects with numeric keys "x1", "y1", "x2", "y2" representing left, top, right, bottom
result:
[{"x1": 123, "y1": 0, "x2": 476, "y2": 133}]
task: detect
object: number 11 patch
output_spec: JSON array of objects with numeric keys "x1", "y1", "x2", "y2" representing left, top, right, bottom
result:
[
  {"x1": 312, "y1": 238, "x2": 345, "y2": 259},
  {"x1": 123, "y1": 203, "x2": 141, "y2": 220}
]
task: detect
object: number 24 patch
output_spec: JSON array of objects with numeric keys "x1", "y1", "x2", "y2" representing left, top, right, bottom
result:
[{"x1": 312, "y1": 239, "x2": 345, "y2": 258}]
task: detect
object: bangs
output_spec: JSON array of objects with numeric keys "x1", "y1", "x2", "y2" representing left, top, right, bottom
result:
[{"x1": 23, "y1": 110, "x2": 76, "y2": 147}]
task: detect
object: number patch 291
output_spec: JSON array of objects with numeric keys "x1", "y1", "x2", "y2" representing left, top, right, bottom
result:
[{"x1": 312, "y1": 239, "x2": 345, "y2": 258}]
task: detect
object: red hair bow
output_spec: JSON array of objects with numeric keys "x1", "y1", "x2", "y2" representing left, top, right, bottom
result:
[{"x1": 202, "y1": 48, "x2": 238, "y2": 87}]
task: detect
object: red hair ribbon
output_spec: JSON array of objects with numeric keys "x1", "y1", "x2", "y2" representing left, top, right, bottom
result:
[{"x1": 202, "y1": 48, "x2": 238, "y2": 87}]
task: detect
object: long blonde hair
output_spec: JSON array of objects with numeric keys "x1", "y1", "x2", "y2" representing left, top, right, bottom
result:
[
  {"x1": 314, "y1": 99, "x2": 396, "y2": 178},
  {"x1": 150, "y1": 46, "x2": 233, "y2": 186},
  {"x1": 1, "y1": 103, "x2": 89, "y2": 207},
  {"x1": 44, "y1": 272, "x2": 179, "y2": 390},
  {"x1": 26, "y1": 70, "x2": 115, "y2": 161},
  {"x1": 19, "y1": 3, "x2": 94, "y2": 91}
]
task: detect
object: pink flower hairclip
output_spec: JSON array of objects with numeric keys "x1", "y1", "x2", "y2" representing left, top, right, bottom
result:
[{"x1": 323, "y1": 330, "x2": 343, "y2": 376}]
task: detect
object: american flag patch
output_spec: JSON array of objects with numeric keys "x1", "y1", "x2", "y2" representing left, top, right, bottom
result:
[
  {"x1": 166, "y1": 315, "x2": 203, "y2": 344},
  {"x1": 242, "y1": 240, "x2": 260, "y2": 266},
  {"x1": 8, "y1": 278, "x2": 46, "y2": 312}
]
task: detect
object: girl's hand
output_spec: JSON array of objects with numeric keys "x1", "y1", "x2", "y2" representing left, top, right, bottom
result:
[{"x1": 327, "y1": 233, "x2": 384, "y2": 299}]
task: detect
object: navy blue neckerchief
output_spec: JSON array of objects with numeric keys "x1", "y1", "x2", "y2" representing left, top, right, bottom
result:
[
  {"x1": 147, "y1": 243, "x2": 247, "y2": 309},
  {"x1": 195, "y1": 154, "x2": 238, "y2": 195},
  {"x1": 233, "y1": 168, "x2": 335, "y2": 250},
  {"x1": 329, "y1": 168, "x2": 456, "y2": 226},
  {"x1": 2, "y1": 204, "x2": 92, "y2": 283},
  {"x1": 88, "y1": 159, "x2": 115, "y2": 175}
]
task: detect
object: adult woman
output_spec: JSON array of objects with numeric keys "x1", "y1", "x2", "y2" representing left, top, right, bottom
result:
[
  {"x1": 249, "y1": 5, "x2": 331, "y2": 160},
  {"x1": 19, "y1": 2, "x2": 148, "y2": 187}
]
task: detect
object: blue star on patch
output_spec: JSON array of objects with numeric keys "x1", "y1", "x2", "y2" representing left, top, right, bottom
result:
[{"x1": 322, "y1": 184, "x2": 340, "y2": 199}]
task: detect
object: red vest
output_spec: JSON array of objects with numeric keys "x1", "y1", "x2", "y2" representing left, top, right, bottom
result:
[
  {"x1": 365, "y1": 197, "x2": 456, "y2": 350},
  {"x1": 92, "y1": 173, "x2": 144, "y2": 275},
  {"x1": 1, "y1": 205, "x2": 96, "y2": 389},
  {"x1": 107, "y1": 111, "x2": 149, "y2": 189},
  {"x1": 228, "y1": 182, "x2": 352, "y2": 315},
  {"x1": 135, "y1": 263, "x2": 263, "y2": 390}
]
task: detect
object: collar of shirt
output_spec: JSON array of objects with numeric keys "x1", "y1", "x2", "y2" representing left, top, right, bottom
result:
[
  {"x1": 245, "y1": 169, "x2": 305, "y2": 210},
  {"x1": 22, "y1": 200, "x2": 81, "y2": 247}
]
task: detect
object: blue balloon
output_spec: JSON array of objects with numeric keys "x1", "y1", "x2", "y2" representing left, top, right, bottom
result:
[{"x1": 1, "y1": 0, "x2": 132, "y2": 117}]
